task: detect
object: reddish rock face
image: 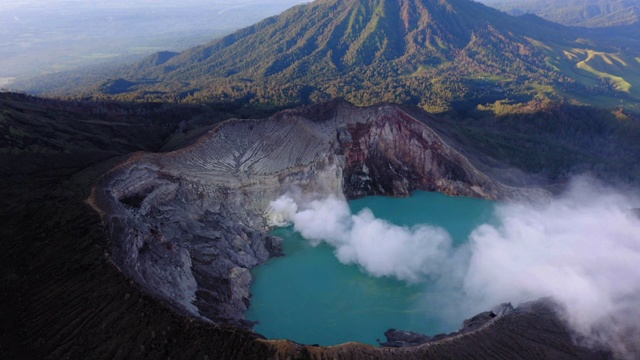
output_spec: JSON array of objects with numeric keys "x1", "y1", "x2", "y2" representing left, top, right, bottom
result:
[
  {"x1": 339, "y1": 104, "x2": 534, "y2": 201},
  {"x1": 341, "y1": 109, "x2": 467, "y2": 197}
]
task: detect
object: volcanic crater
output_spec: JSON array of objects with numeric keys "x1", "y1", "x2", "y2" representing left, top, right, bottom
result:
[{"x1": 85, "y1": 100, "x2": 596, "y2": 354}]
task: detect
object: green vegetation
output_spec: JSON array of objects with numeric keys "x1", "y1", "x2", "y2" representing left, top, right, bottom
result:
[
  {"x1": 17, "y1": 0, "x2": 640, "y2": 115},
  {"x1": 558, "y1": 47, "x2": 640, "y2": 98},
  {"x1": 442, "y1": 98, "x2": 640, "y2": 182},
  {"x1": 576, "y1": 61, "x2": 631, "y2": 93}
]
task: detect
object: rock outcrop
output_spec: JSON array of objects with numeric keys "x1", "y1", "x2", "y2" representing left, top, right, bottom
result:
[
  {"x1": 381, "y1": 302, "x2": 516, "y2": 348},
  {"x1": 90, "y1": 100, "x2": 547, "y2": 327}
]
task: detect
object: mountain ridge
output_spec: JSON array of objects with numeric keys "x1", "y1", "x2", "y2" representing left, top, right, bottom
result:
[{"x1": 16, "y1": 0, "x2": 640, "y2": 113}]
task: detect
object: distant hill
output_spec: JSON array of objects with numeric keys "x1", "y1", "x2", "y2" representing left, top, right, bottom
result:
[
  {"x1": 487, "y1": 0, "x2": 640, "y2": 27},
  {"x1": 25, "y1": 0, "x2": 640, "y2": 112}
]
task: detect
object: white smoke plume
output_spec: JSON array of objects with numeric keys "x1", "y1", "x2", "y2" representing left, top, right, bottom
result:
[
  {"x1": 463, "y1": 179, "x2": 640, "y2": 357},
  {"x1": 269, "y1": 194, "x2": 453, "y2": 282},
  {"x1": 268, "y1": 178, "x2": 640, "y2": 357}
]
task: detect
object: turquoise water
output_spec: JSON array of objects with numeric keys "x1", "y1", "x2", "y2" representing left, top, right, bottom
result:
[{"x1": 246, "y1": 191, "x2": 495, "y2": 346}]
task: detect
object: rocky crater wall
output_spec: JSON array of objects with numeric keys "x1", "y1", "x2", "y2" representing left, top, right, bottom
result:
[{"x1": 89, "y1": 100, "x2": 546, "y2": 328}]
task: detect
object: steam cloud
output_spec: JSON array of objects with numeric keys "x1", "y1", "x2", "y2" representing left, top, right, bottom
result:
[
  {"x1": 270, "y1": 195, "x2": 452, "y2": 282},
  {"x1": 268, "y1": 178, "x2": 640, "y2": 357}
]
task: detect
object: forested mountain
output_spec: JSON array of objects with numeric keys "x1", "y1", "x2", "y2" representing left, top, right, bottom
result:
[
  {"x1": 487, "y1": 0, "x2": 640, "y2": 28},
  {"x1": 25, "y1": 0, "x2": 640, "y2": 113}
]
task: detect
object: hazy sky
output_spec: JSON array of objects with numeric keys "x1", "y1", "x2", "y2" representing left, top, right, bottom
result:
[
  {"x1": 0, "y1": 0, "x2": 309, "y2": 9},
  {"x1": 0, "y1": 0, "x2": 308, "y2": 86}
]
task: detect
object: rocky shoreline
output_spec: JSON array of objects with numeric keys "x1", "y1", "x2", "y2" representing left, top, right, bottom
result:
[{"x1": 380, "y1": 303, "x2": 516, "y2": 347}]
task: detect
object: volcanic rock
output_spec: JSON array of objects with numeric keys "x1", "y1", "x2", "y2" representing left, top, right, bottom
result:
[
  {"x1": 380, "y1": 329, "x2": 432, "y2": 347},
  {"x1": 380, "y1": 302, "x2": 516, "y2": 348}
]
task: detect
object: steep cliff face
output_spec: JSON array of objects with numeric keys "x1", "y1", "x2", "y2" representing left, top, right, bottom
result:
[
  {"x1": 90, "y1": 100, "x2": 546, "y2": 327},
  {"x1": 339, "y1": 105, "x2": 540, "y2": 200}
]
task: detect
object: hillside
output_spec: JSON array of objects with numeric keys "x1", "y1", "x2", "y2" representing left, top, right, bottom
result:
[
  {"x1": 21, "y1": 0, "x2": 640, "y2": 113},
  {"x1": 488, "y1": 0, "x2": 640, "y2": 27}
]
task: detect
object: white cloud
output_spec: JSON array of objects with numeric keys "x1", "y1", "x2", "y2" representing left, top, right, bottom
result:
[
  {"x1": 269, "y1": 178, "x2": 640, "y2": 357},
  {"x1": 463, "y1": 178, "x2": 640, "y2": 357},
  {"x1": 270, "y1": 195, "x2": 453, "y2": 282}
]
